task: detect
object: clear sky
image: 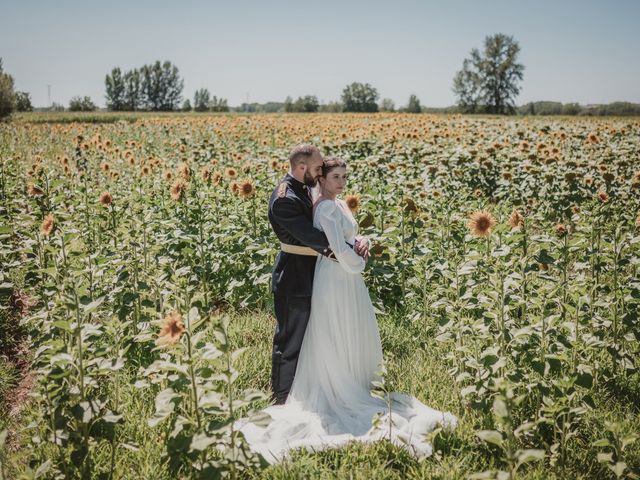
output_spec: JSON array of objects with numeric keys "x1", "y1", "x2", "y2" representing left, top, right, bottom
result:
[{"x1": 1, "y1": 0, "x2": 639, "y2": 108}]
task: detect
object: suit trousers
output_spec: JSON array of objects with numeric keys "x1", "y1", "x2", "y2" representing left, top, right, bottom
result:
[{"x1": 271, "y1": 294, "x2": 312, "y2": 405}]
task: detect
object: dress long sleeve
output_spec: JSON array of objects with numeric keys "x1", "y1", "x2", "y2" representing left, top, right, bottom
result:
[{"x1": 316, "y1": 201, "x2": 365, "y2": 274}]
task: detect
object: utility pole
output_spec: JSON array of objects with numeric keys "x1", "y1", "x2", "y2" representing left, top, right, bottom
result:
[{"x1": 47, "y1": 85, "x2": 51, "y2": 108}]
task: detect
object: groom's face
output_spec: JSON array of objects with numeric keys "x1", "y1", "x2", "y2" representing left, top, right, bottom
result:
[{"x1": 303, "y1": 152, "x2": 324, "y2": 187}]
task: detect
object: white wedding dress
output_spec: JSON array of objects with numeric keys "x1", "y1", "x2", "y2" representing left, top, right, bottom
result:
[{"x1": 237, "y1": 198, "x2": 457, "y2": 464}]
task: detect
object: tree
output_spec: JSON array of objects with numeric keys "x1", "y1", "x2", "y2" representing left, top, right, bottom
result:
[
  {"x1": 341, "y1": 82, "x2": 379, "y2": 112},
  {"x1": 379, "y1": 98, "x2": 395, "y2": 112},
  {"x1": 50, "y1": 102, "x2": 65, "y2": 112},
  {"x1": 288, "y1": 95, "x2": 319, "y2": 112},
  {"x1": 318, "y1": 101, "x2": 342, "y2": 113},
  {"x1": 69, "y1": 96, "x2": 97, "y2": 112},
  {"x1": 181, "y1": 99, "x2": 192, "y2": 112},
  {"x1": 0, "y1": 59, "x2": 16, "y2": 120},
  {"x1": 140, "y1": 60, "x2": 183, "y2": 111},
  {"x1": 193, "y1": 88, "x2": 210, "y2": 112},
  {"x1": 298, "y1": 95, "x2": 319, "y2": 112},
  {"x1": 452, "y1": 34, "x2": 524, "y2": 114},
  {"x1": 15, "y1": 91, "x2": 32, "y2": 112},
  {"x1": 405, "y1": 94, "x2": 422, "y2": 113},
  {"x1": 105, "y1": 67, "x2": 126, "y2": 111},
  {"x1": 209, "y1": 96, "x2": 229, "y2": 112},
  {"x1": 284, "y1": 96, "x2": 294, "y2": 113},
  {"x1": 123, "y1": 68, "x2": 142, "y2": 111},
  {"x1": 452, "y1": 58, "x2": 481, "y2": 113},
  {"x1": 562, "y1": 103, "x2": 581, "y2": 115}
]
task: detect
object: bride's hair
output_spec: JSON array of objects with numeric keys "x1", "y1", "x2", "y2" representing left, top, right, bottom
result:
[{"x1": 321, "y1": 156, "x2": 347, "y2": 177}]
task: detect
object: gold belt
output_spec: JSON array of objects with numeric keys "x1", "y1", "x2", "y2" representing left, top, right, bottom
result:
[
  {"x1": 280, "y1": 243, "x2": 318, "y2": 256},
  {"x1": 280, "y1": 242, "x2": 338, "y2": 262}
]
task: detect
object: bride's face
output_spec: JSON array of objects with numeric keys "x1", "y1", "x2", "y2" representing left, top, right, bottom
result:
[{"x1": 319, "y1": 166, "x2": 347, "y2": 197}]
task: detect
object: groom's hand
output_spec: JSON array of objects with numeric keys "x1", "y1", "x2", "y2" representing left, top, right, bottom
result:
[{"x1": 354, "y1": 236, "x2": 371, "y2": 262}]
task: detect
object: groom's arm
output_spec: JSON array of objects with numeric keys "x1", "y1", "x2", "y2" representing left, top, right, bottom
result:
[{"x1": 271, "y1": 198, "x2": 333, "y2": 257}]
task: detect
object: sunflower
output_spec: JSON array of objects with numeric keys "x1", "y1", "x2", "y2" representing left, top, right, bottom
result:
[
  {"x1": 238, "y1": 179, "x2": 255, "y2": 198},
  {"x1": 40, "y1": 214, "x2": 55, "y2": 237},
  {"x1": 344, "y1": 194, "x2": 360, "y2": 212},
  {"x1": 156, "y1": 311, "x2": 185, "y2": 347},
  {"x1": 27, "y1": 184, "x2": 45, "y2": 196},
  {"x1": 200, "y1": 166, "x2": 211, "y2": 183},
  {"x1": 212, "y1": 172, "x2": 222, "y2": 185},
  {"x1": 163, "y1": 170, "x2": 173, "y2": 182},
  {"x1": 508, "y1": 209, "x2": 524, "y2": 230},
  {"x1": 370, "y1": 243, "x2": 385, "y2": 257},
  {"x1": 467, "y1": 211, "x2": 497, "y2": 238},
  {"x1": 403, "y1": 197, "x2": 418, "y2": 214},
  {"x1": 140, "y1": 165, "x2": 151, "y2": 177},
  {"x1": 555, "y1": 223, "x2": 567, "y2": 236},
  {"x1": 100, "y1": 162, "x2": 111, "y2": 172},
  {"x1": 178, "y1": 162, "x2": 190, "y2": 180},
  {"x1": 99, "y1": 191, "x2": 113, "y2": 207},
  {"x1": 170, "y1": 179, "x2": 187, "y2": 201},
  {"x1": 230, "y1": 181, "x2": 239, "y2": 194},
  {"x1": 597, "y1": 191, "x2": 609, "y2": 203},
  {"x1": 226, "y1": 167, "x2": 238, "y2": 178}
]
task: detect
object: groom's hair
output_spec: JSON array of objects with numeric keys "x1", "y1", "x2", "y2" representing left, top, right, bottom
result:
[{"x1": 289, "y1": 144, "x2": 320, "y2": 167}]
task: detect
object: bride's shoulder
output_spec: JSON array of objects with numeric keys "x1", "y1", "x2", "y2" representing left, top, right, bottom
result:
[{"x1": 313, "y1": 198, "x2": 338, "y2": 215}]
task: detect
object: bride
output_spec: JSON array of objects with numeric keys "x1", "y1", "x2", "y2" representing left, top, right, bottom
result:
[{"x1": 237, "y1": 156, "x2": 457, "y2": 464}]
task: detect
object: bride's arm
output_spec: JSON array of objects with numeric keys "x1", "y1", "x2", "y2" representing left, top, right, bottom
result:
[{"x1": 316, "y1": 201, "x2": 365, "y2": 274}]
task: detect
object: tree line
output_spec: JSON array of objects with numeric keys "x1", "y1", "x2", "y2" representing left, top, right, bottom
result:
[
  {"x1": 2, "y1": 45, "x2": 640, "y2": 119},
  {"x1": 105, "y1": 61, "x2": 184, "y2": 111}
]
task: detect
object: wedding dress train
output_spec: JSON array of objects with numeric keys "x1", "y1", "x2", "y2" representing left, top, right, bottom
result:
[{"x1": 237, "y1": 198, "x2": 457, "y2": 464}]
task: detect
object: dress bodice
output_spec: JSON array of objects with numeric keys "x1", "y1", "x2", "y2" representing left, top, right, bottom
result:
[
  {"x1": 313, "y1": 199, "x2": 358, "y2": 243},
  {"x1": 313, "y1": 198, "x2": 363, "y2": 274}
]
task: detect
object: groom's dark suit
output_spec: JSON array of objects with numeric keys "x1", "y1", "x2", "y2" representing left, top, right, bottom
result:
[{"x1": 268, "y1": 173, "x2": 334, "y2": 405}]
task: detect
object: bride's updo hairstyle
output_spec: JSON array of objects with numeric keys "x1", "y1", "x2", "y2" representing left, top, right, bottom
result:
[{"x1": 321, "y1": 156, "x2": 347, "y2": 177}]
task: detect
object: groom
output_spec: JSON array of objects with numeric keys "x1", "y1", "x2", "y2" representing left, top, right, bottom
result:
[{"x1": 268, "y1": 144, "x2": 368, "y2": 405}]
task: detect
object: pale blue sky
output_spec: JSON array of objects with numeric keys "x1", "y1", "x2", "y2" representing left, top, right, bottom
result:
[{"x1": 1, "y1": 0, "x2": 639, "y2": 108}]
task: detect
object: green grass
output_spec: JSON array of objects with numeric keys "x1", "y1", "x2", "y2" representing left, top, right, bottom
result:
[{"x1": 3, "y1": 309, "x2": 638, "y2": 479}]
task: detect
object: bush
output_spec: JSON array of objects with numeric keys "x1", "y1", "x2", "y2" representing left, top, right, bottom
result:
[
  {"x1": 69, "y1": 96, "x2": 97, "y2": 112},
  {"x1": 15, "y1": 91, "x2": 33, "y2": 112}
]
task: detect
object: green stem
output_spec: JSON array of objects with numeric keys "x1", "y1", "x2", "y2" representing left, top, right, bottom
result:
[{"x1": 187, "y1": 332, "x2": 202, "y2": 430}]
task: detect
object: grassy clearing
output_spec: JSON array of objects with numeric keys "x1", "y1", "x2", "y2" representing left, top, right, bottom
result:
[{"x1": 3, "y1": 308, "x2": 638, "y2": 479}]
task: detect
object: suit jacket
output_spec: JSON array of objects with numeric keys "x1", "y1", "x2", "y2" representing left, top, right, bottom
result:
[{"x1": 268, "y1": 173, "x2": 332, "y2": 297}]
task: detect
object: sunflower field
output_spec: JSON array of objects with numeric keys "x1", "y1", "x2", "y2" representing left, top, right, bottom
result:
[{"x1": 1, "y1": 112, "x2": 639, "y2": 479}]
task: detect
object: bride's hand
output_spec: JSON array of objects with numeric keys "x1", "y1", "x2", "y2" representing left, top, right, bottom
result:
[{"x1": 354, "y1": 236, "x2": 371, "y2": 262}]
